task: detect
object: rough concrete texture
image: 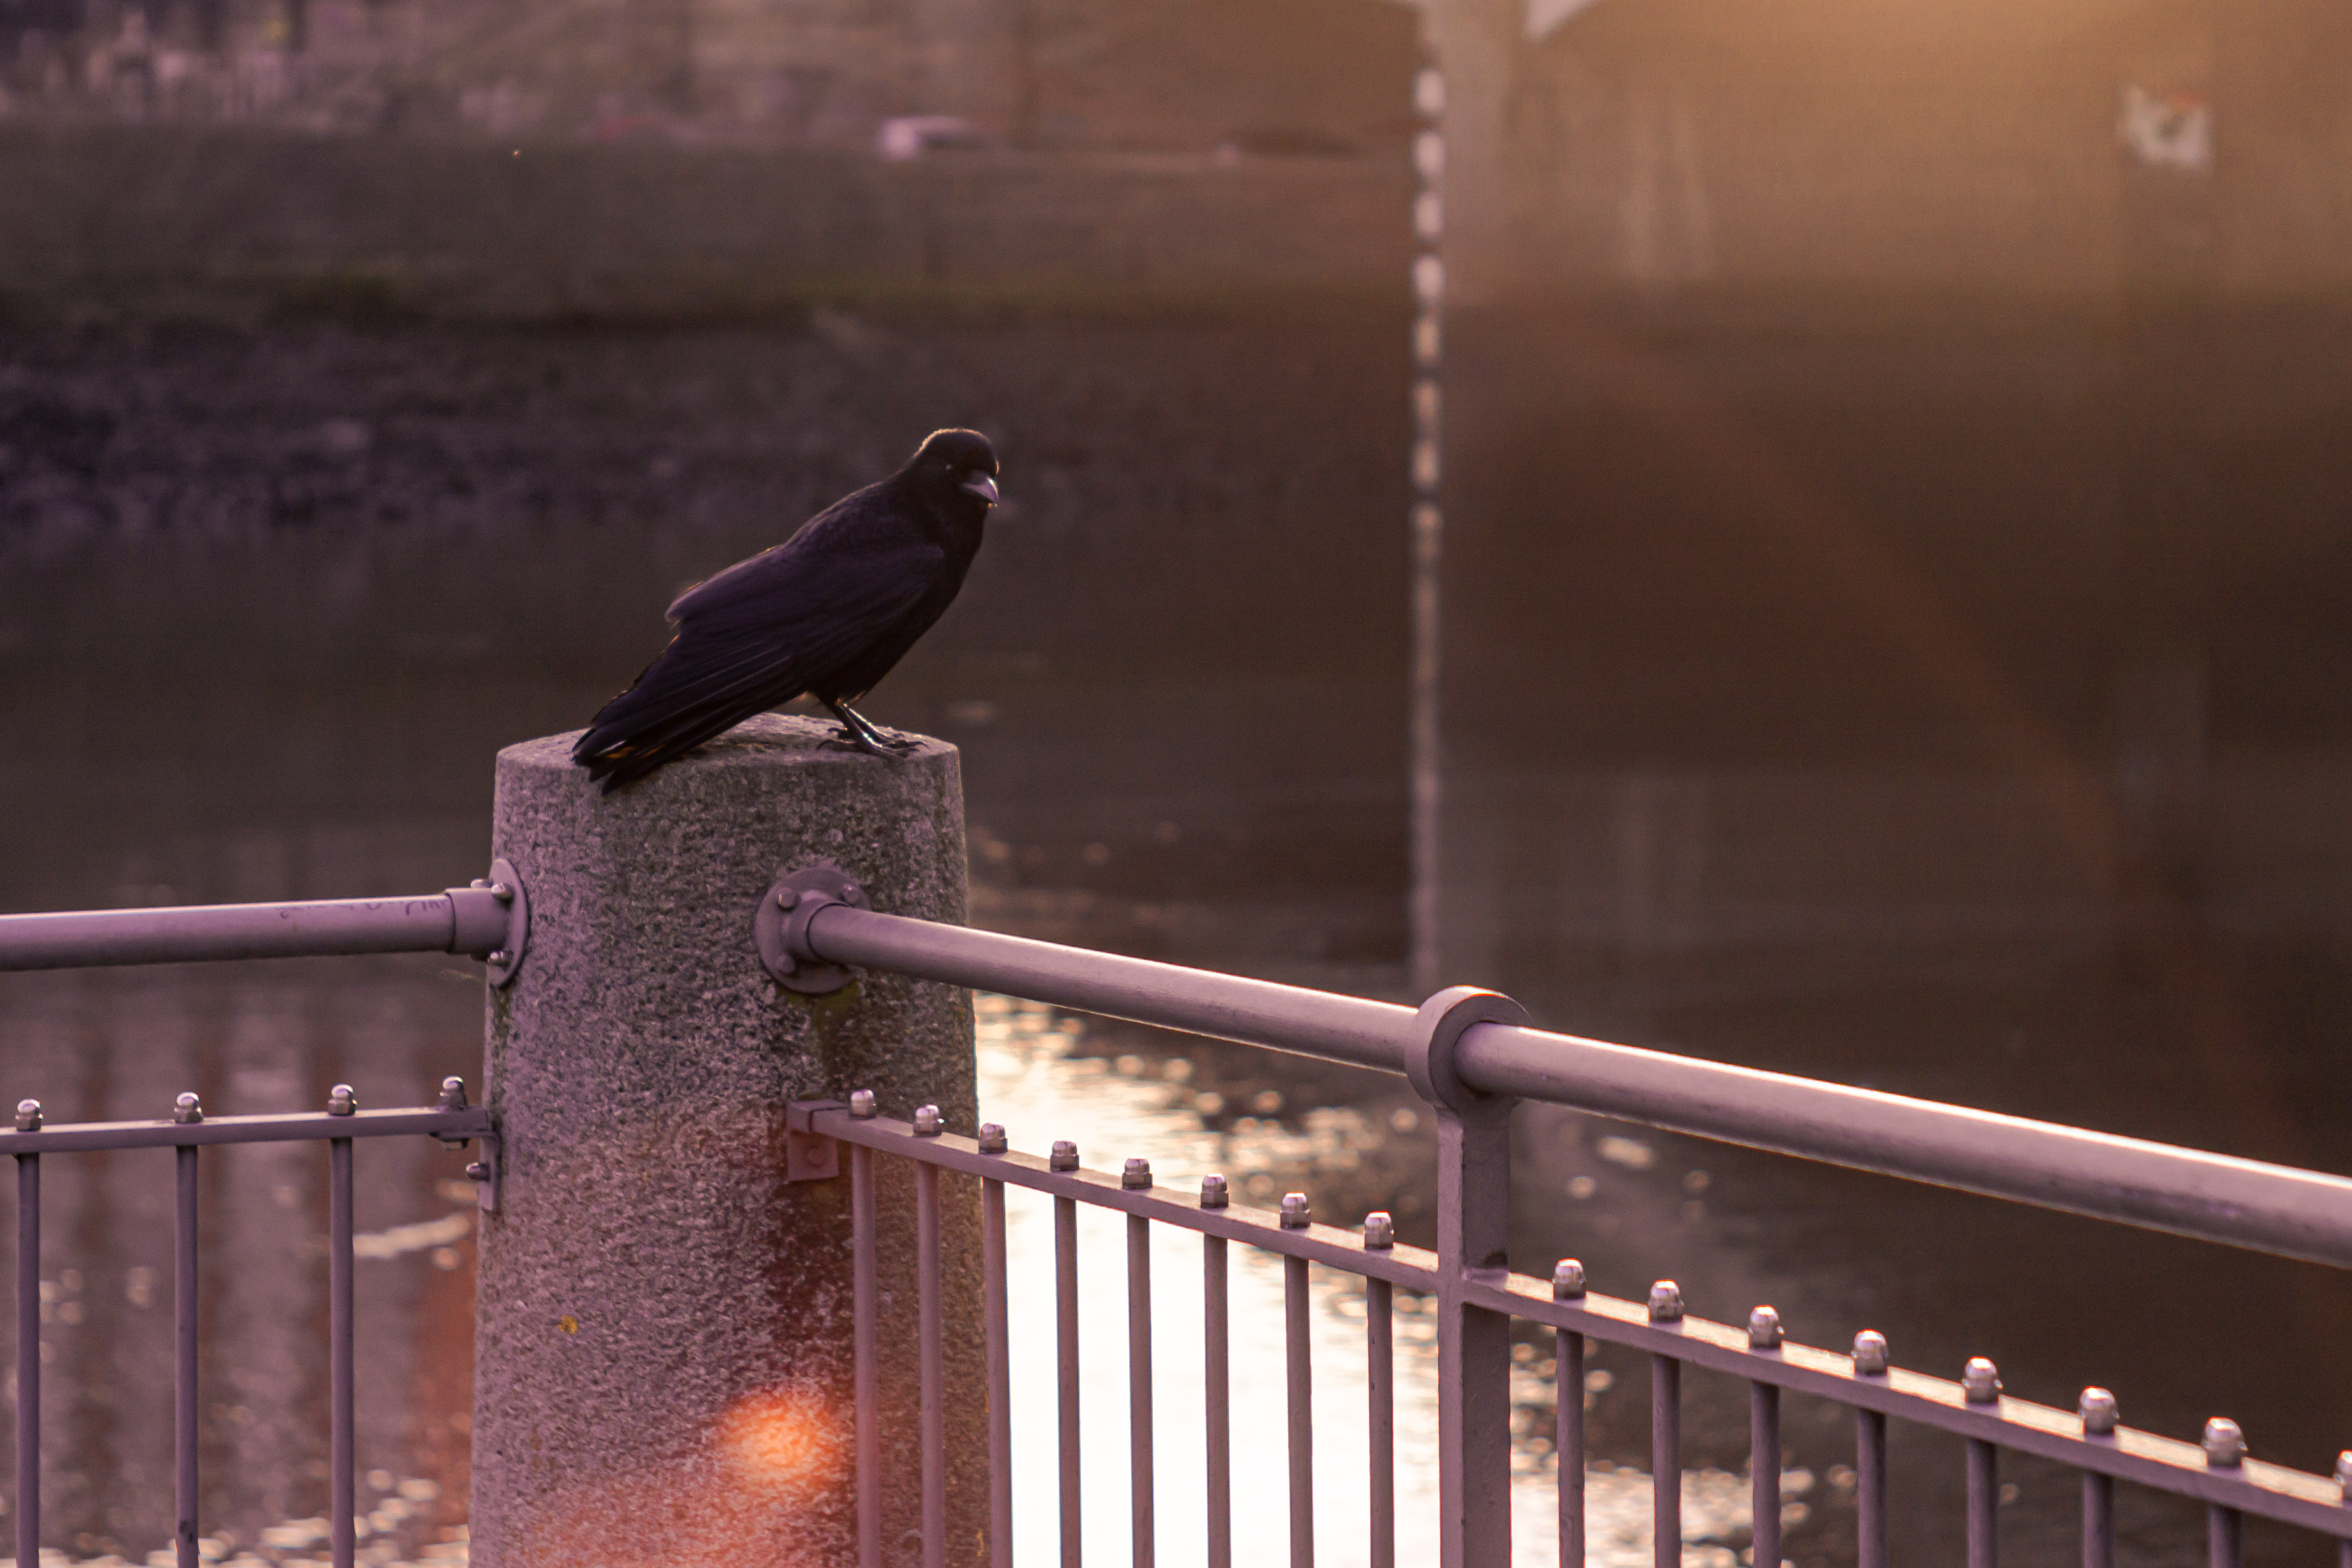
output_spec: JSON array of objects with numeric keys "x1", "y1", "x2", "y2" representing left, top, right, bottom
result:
[{"x1": 477, "y1": 714, "x2": 984, "y2": 1568}]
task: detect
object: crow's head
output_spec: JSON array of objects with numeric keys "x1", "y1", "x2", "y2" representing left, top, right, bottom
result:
[{"x1": 908, "y1": 428, "x2": 1000, "y2": 510}]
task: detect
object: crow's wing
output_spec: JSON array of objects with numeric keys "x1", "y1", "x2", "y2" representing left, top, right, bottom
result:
[
  {"x1": 667, "y1": 483, "x2": 903, "y2": 626},
  {"x1": 574, "y1": 519, "x2": 943, "y2": 771},
  {"x1": 668, "y1": 522, "x2": 944, "y2": 684}
]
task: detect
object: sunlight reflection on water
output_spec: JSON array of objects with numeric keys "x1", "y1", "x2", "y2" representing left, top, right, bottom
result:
[{"x1": 978, "y1": 994, "x2": 1759, "y2": 1567}]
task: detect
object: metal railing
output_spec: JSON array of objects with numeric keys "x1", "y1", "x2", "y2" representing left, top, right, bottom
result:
[
  {"x1": 2, "y1": 1087, "x2": 495, "y2": 1568},
  {"x1": 0, "y1": 872, "x2": 516, "y2": 1568},
  {"x1": 765, "y1": 875, "x2": 2352, "y2": 1568},
  {"x1": 15, "y1": 864, "x2": 2352, "y2": 1567}
]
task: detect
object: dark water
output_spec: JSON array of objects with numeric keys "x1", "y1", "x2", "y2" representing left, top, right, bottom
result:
[{"x1": 3, "y1": 300, "x2": 2351, "y2": 1568}]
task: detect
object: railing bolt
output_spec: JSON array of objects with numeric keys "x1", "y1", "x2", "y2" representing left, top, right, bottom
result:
[
  {"x1": 776, "y1": 888, "x2": 799, "y2": 910},
  {"x1": 1964, "y1": 1357, "x2": 2001, "y2": 1404},
  {"x1": 1280, "y1": 1193, "x2": 1310, "y2": 1229},
  {"x1": 1122, "y1": 1158, "x2": 1152, "y2": 1189},
  {"x1": 1049, "y1": 1140, "x2": 1079, "y2": 1172},
  {"x1": 327, "y1": 1084, "x2": 357, "y2": 1117},
  {"x1": 1200, "y1": 1174, "x2": 1229, "y2": 1209},
  {"x1": 849, "y1": 1090, "x2": 877, "y2": 1120},
  {"x1": 438, "y1": 1076, "x2": 469, "y2": 1112},
  {"x1": 1553, "y1": 1259, "x2": 1585, "y2": 1300},
  {"x1": 1647, "y1": 1280, "x2": 1683, "y2": 1322},
  {"x1": 913, "y1": 1105, "x2": 943, "y2": 1136},
  {"x1": 841, "y1": 882, "x2": 860, "y2": 900},
  {"x1": 2334, "y1": 1450, "x2": 2352, "y2": 1497},
  {"x1": 1853, "y1": 1330, "x2": 1889, "y2": 1375},
  {"x1": 1748, "y1": 1306, "x2": 1782, "y2": 1349},
  {"x1": 2204, "y1": 1418, "x2": 2247, "y2": 1468},
  {"x1": 490, "y1": 882, "x2": 515, "y2": 903},
  {"x1": 978, "y1": 1122, "x2": 1007, "y2": 1154},
  {"x1": 487, "y1": 949, "x2": 512, "y2": 967},
  {"x1": 13, "y1": 1099, "x2": 39, "y2": 1133},
  {"x1": 2080, "y1": 1387, "x2": 2119, "y2": 1436},
  {"x1": 1363, "y1": 1211, "x2": 1395, "y2": 1249},
  {"x1": 174, "y1": 1092, "x2": 204, "y2": 1125},
  {"x1": 465, "y1": 1161, "x2": 491, "y2": 1182}
]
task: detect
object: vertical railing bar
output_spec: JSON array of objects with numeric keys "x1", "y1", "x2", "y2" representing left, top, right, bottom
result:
[
  {"x1": 1368, "y1": 1277, "x2": 1395, "y2": 1568},
  {"x1": 1128, "y1": 1213, "x2": 1155, "y2": 1568},
  {"x1": 852, "y1": 1142, "x2": 879, "y2": 1568},
  {"x1": 330, "y1": 1136, "x2": 356, "y2": 1568},
  {"x1": 1857, "y1": 1409, "x2": 1889, "y2": 1568},
  {"x1": 1558, "y1": 1327, "x2": 1586, "y2": 1567},
  {"x1": 2081, "y1": 1470, "x2": 2114, "y2": 1568},
  {"x1": 1652, "y1": 1354, "x2": 1681, "y2": 1568},
  {"x1": 15, "y1": 1150, "x2": 38, "y2": 1568},
  {"x1": 2208, "y1": 1506, "x2": 2242, "y2": 1568},
  {"x1": 983, "y1": 1176, "x2": 1012, "y2": 1568},
  {"x1": 1285, "y1": 1253, "x2": 1314, "y2": 1568},
  {"x1": 1057, "y1": 1193, "x2": 1081, "y2": 1568},
  {"x1": 1750, "y1": 1382, "x2": 1780, "y2": 1568},
  {"x1": 918, "y1": 1160, "x2": 945, "y2": 1568},
  {"x1": 1205, "y1": 1232, "x2": 1231, "y2": 1568},
  {"x1": 1967, "y1": 1439, "x2": 1997, "y2": 1568},
  {"x1": 175, "y1": 1144, "x2": 199, "y2": 1568}
]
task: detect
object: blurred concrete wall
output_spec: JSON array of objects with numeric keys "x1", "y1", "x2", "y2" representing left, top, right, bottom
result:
[
  {"x1": 0, "y1": 125, "x2": 1414, "y2": 311},
  {"x1": 0, "y1": 0, "x2": 1418, "y2": 152}
]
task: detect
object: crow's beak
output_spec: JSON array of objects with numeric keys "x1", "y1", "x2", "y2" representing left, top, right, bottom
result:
[{"x1": 962, "y1": 472, "x2": 1000, "y2": 505}]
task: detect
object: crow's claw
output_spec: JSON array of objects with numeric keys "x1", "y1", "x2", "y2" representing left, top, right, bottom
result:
[{"x1": 820, "y1": 728, "x2": 893, "y2": 758}]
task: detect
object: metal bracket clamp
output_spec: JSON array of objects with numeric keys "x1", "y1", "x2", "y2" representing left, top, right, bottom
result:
[
  {"x1": 1405, "y1": 985, "x2": 1530, "y2": 1116},
  {"x1": 465, "y1": 1133, "x2": 503, "y2": 1212},
  {"x1": 753, "y1": 863, "x2": 873, "y2": 995},
  {"x1": 782, "y1": 1099, "x2": 845, "y2": 1183},
  {"x1": 448, "y1": 856, "x2": 530, "y2": 988}
]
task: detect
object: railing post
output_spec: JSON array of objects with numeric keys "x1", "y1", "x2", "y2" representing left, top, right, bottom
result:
[
  {"x1": 472, "y1": 716, "x2": 982, "y2": 1567},
  {"x1": 1407, "y1": 986, "x2": 1529, "y2": 1568}
]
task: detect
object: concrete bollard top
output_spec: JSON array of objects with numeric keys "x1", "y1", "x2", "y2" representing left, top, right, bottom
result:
[{"x1": 489, "y1": 711, "x2": 968, "y2": 1118}]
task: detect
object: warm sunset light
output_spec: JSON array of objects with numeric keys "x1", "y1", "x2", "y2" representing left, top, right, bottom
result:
[
  {"x1": 715, "y1": 1387, "x2": 845, "y2": 1489},
  {"x1": 7, "y1": 0, "x2": 2351, "y2": 1558}
]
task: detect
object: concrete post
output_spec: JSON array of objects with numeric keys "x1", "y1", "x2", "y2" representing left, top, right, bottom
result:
[{"x1": 472, "y1": 714, "x2": 983, "y2": 1568}]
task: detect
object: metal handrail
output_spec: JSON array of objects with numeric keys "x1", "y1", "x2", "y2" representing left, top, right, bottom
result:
[
  {"x1": 0, "y1": 859, "x2": 528, "y2": 982},
  {"x1": 12, "y1": 876, "x2": 2348, "y2": 1269},
  {"x1": 0, "y1": 894, "x2": 486, "y2": 967},
  {"x1": 801, "y1": 901, "x2": 2352, "y2": 1270}
]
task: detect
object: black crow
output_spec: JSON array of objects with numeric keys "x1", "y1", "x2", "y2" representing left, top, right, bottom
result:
[{"x1": 572, "y1": 428, "x2": 1000, "y2": 792}]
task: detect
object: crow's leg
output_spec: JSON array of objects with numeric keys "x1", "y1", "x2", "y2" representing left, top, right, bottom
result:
[
  {"x1": 820, "y1": 699, "x2": 916, "y2": 757},
  {"x1": 818, "y1": 699, "x2": 889, "y2": 757},
  {"x1": 830, "y1": 699, "x2": 919, "y2": 754}
]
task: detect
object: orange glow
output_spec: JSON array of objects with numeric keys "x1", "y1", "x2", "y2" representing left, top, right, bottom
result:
[
  {"x1": 715, "y1": 1387, "x2": 843, "y2": 1488},
  {"x1": 501, "y1": 1386, "x2": 853, "y2": 1568}
]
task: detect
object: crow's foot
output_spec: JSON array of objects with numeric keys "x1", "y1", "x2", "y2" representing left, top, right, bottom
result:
[
  {"x1": 822, "y1": 699, "x2": 917, "y2": 757},
  {"x1": 819, "y1": 727, "x2": 894, "y2": 758}
]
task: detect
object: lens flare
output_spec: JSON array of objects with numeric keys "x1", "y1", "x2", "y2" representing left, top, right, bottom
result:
[{"x1": 716, "y1": 1387, "x2": 842, "y2": 1487}]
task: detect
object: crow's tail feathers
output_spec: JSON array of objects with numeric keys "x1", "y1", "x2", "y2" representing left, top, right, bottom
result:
[
  {"x1": 572, "y1": 645, "x2": 805, "y2": 793},
  {"x1": 572, "y1": 703, "x2": 738, "y2": 794}
]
